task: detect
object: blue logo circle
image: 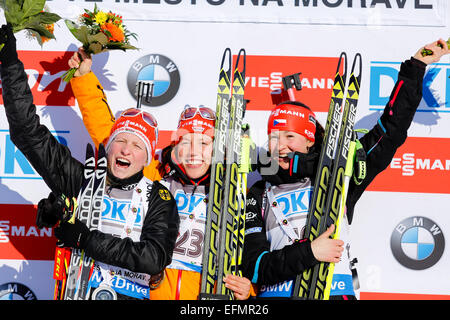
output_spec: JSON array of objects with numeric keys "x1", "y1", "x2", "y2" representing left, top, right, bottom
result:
[
  {"x1": 391, "y1": 217, "x2": 445, "y2": 270},
  {"x1": 127, "y1": 54, "x2": 180, "y2": 107}
]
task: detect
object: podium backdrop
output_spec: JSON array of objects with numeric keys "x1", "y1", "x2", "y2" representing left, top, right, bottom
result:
[{"x1": 0, "y1": 0, "x2": 449, "y2": 300}]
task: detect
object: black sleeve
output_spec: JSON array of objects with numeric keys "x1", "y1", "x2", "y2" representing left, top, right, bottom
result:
[
  {"x1": 241, "y1": 181, "x2": 319, "y2": 286},
  {"x1": 85, "y1": 181, "x2": 180, "y2": 275},
  {"x1": 346, "y1": 58, "x2": 426, "y2": 223},
  {"x1": 1, "y1": 60, "x2": 83, "y2": 198}
]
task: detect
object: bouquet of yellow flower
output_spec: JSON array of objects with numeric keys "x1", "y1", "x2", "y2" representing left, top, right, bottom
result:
[
  {"x1": 62, "y1": 4, "x2": 137, "y2": 82},
  {"x1": 0, "y1": 0, "x2": 61, "y2": 48}
]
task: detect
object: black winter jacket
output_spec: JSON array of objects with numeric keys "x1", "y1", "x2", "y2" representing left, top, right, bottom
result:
[
  {"x1": 2, "y1": 60, "x2": 179, "y2": 276},
  {"x1": 241, "y1": 58, "x2": 426, "y2": 287}
]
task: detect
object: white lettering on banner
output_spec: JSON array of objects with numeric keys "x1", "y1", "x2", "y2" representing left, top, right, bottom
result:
[
  {"x1": 245, "y1": 73, "x2": 334, "y2": 91},
  {"x1": 260, "y1": 280, "x2": 292, "y2": 293},
  {"x1": 331, "y1": 280, "x2": 346, "y2": 291},
  {"x1": 46, "y1": 0, "x2": 443, "y2": 26},
  {"x1": 0, "y1": 220, "x2": 52, "y2": 243},
  {"x1": 390, "y1": 153, "x2": 450, "y2": 176}
]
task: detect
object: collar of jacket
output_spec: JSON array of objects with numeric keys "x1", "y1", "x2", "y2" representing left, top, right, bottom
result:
[
  {"x1": 106, "y1": 169, "x2": 144, "y2": 191},
  {"x1": 260, "y1": 165, "x2": 304, "y2": 186},
  {"x1": 260, "y1": 152, "x2": 319, "y2": 186}
]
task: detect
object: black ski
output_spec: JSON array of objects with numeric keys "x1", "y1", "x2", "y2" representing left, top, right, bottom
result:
[
  {"x1": 293, "y1": 53, "x2": 363, "y2": 300},
  {"x1": 292, "y1": 52, "x2": 348, "y2": 299},
  {"x1": 199, "y1": 48, "x2": 247, "y2": 300},
  {"x1": 215, "y1": 49, "x2": 246, "y2": 298},
  {"x1": 74, "y1": 143, "x2": 107, "y2": 300},
  {"x1": 200, "y1": 48, "x2": 232, "y2": 298},
  {"x1": 63, "y1": 143, "x2": 107, "y2": 300},
  {"x1": 322, "y1": 54, "x2": 362, "y2": 299},
  {"x1": 311, "y1": 54, "x2": 362, "y2": 300},
  {"x1": 62, "y1": 143, "x2": 96, "y2": 300}
]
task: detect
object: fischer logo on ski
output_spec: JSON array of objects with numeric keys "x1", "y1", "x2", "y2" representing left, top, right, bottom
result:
[
  {"x1": 200, "y1": 48, "x2": 248, "y2": 300},
  {"x1": 293, "y1": 53, "x2": 363, "y2": 300},
  {"x1": 200, "y1": 48, "x2": 232, "y2": 298}
]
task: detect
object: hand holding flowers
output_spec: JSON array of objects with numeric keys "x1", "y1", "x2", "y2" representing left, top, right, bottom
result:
[{"x1": 62, "y1": 4, "x2": 137, "y2": 82}]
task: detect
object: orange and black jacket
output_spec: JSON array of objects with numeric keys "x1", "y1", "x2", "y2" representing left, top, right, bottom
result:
[
  {"x1": 2, "y1": 60, "x2": 179, "y2": 278},
  {"x1": 70, "y1": 72, "x2": 257, "y2": 299}
]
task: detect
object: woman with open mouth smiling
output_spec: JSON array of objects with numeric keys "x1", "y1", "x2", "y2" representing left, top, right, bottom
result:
[
  {"x1": 0, "y1": 25, "x2": 179, "y2": 300},
  {"x1": 149, "y1": 105, "x2": 252, "y2": 300},
  {"x1": 42, "y1": 47, "x2": 251, "y2": 300},
  {"x1": 240, "y1": 39, "x2": 449, "y2": 300}
]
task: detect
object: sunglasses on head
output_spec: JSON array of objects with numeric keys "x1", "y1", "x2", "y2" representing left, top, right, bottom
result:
[
  {"x1": 121, "y1": 108, "x2": 158, "y2": 128},
  {"x1": 180, "y1": 105, "x2": 216, "y2": 121}
]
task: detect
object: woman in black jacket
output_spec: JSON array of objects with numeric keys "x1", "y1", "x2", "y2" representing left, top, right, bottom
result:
[
  {"x1": 0, "y1": 24, "x2": 179, "y2": 300},
  {"x1": 241, "y1": 39, "x2": 449, "y2": 300}
]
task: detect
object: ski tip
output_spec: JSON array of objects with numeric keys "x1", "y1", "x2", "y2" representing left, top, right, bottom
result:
[
  {"x1": 220, "y1": 48, "x2": 232, "y2": 71},
  {"x1": 98, "y1": 143, "x2": 106, "y2": 154},
  {"x1": 85, "y1": 143, "x2": 95, "y2": 159}
]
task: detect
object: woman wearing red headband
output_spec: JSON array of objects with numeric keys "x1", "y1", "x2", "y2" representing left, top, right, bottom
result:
[
  {"x1": 149, "y1": 105, "x2": 252, "y2": 300},
  {"x1": 241, "y1": 39, "x2": 449, "y2": 300},
  {"x1": 54, "y1": 50, "x2": 251, "y2": 300},
  {"x1": 0, "y1": 25, "x2": 179, "y2": 300}
]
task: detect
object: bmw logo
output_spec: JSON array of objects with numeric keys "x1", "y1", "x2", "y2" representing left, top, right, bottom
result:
[
  {"x1": 0, "y1": 282, "x2": 37, "y2": 300},
  {"x1": 127, "y1": 54, "x2": 180, "y2": 107},
  {"x1": 391, "y1": 216, "x2": 445, "y2": 270}
]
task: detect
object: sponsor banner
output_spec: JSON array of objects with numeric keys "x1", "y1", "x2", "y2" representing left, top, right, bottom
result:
[
  {"x1": 366, "y1": 137, "x2": 450, "y2": 194},
  {"x1": 44, "y1": 0, "x2": 447, "y2": 27},
  {"x1": 0, "y1": 260, "x2": 54, "y2": 300},
  {"x1": 351, "y1": 191, "x2": 450, "y2": 297},
  {"x1": 0, "y1": 0, "x2": 446, "y2": 301},
  {"x1": 0, "y1": 204, "x2": 56, "y2": 261},
  {"x1": 0, "y1": 128, "x2": 70, "y2": 181},
  {"x1": 369, "y1": 60, "x2": 450, "y2": 112},
  {"x1": 0, "y1": 51, "x2": 75, "y2": 107},
  {"x1": 243, "y1": 55, "x2": 339, "y2": 112}
]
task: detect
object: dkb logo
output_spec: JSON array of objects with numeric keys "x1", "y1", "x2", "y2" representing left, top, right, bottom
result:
[{"x1": 0, "y1": 130, "x2": 68, "y2": 180}]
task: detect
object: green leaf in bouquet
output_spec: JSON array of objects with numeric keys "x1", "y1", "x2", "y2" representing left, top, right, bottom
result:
[
  {"x1": 64, "y1": 19, "x2": 80, "y2": 38},
  {"x1": 25, "y1": 22, "x2": 55, "y2": 39},
  {"x1": 106, "y1": 42, "x2": 138, "y2": 51},
  {"x1": 32, "y1": 11, "x2": 61, "y2": 25},
  {"x1": 65, "y1": 19, "x2": 90, "y2": 44},
  {"x1": 28, "y1": 29, "x2": 44, "y2": 46},
  {"x1": 21, "y1": 0, "x2": 46, "y2": 19},
  {"x1": 3, "y1": 0, "x2": 22, "y2": 27},
  {"x1": 87, "y1": 32, "x2": 108, "y2": 46},
  {"x1": 67, "y1": 23, "x2": 90, "y2": 46},
  {"x1": 88, "y1": 42, "x2": 104, "y2": 55}
]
